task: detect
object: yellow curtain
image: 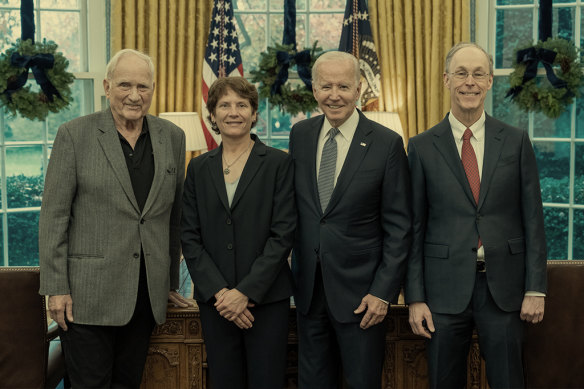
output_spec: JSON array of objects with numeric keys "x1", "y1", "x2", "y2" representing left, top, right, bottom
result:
[
  {"x1": 369, "y1": 0, "x2": 470, "y2": 142},
  {"x1": 110, "y1": 0, "x2": 213, "y2": 161}
]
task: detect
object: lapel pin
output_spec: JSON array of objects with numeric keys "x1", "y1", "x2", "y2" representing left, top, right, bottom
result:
[{"x1": 360, "y1": 142, "x2": 367, "y2": 147}]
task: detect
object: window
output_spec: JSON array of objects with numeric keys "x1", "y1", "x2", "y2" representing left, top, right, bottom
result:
[
  {"x1": 477, "y1": 0, "x2": 583, "y2": 259},
  {"x1": 0, "y1": 0, "x2": 106, "y2": 266},
  {"x1": 233, "y1": 0, "x2": 346, "y2": 150}
]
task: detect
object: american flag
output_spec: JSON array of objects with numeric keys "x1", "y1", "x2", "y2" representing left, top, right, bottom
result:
[
  {"x1": 338, "y1": 0, "x2": 381, "y2": 111},
  {"x1": 201, "y1": 0, "x2": 244, "y2": 151}
]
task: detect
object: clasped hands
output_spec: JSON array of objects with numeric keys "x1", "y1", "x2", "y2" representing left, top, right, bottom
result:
[{"x1": 214, "y1": 288, "x2": 255, "y2": 329}]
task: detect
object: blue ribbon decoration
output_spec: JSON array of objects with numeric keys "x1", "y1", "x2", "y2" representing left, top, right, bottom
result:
[
  {"x1": 2, "y1": 0, "x2": 61, "y2": 103},
  {"x1": 5, "y1": 52, "x2": 61, "y2": 102},
  {"x1": 271, "y1": 0, "x2": 313, "y2": 96},
  {"x1": 505, "y1": 47, "x2": 569, "y2": 99}
]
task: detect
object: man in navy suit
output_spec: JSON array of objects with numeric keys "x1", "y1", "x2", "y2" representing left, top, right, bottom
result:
[
  {"x1": 405, "y1": 42, "x2": 547, "y2": 388},
  {"x1": 289, "y1": 51, "x2": 412, "y2": 389}
]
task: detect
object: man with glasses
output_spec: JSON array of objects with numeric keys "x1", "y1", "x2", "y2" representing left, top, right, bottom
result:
[{"x1": 405, "y1": 42, "x2": 547, "y2": 388}]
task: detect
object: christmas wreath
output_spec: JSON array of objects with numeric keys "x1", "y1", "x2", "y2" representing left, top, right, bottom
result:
[
  {"x1": 507, "y1": 38, "x2": 582, "y2": 119},
  {"x1": 0, "y1": 38, "x2": 75, "y2": 121},
  {"x1": 250, "y1": 42, "x2": 322, "y2": 116}
]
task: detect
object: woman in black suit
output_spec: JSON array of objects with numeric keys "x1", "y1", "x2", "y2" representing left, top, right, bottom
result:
[{"x1": 181, "y1": 77, "x2": 295, "y2": 389}]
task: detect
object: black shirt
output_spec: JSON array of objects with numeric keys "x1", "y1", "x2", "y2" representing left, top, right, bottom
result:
[{"x1": 118, "y1": 118, "x2": 154, "y2": 213}]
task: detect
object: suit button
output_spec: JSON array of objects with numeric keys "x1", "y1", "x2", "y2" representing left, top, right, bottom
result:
[
  {"x1": 320, "y1": 220, "x2": 326, "y2": 225},
  {"x1": 226, "y1": 218, "x2": 232, "y2": 225},
  {"x1": 140, "y1": 218, "x2": 145, "y2": 224},
  {"x1": 227, "y1": 243, "x2": 233, "y2": 250},
  {"x1": 133, "y1": 252, "x2": 140, "y2": 258},
  {"x1": 476, "y1": 214, "x2": 481, "y2": 220}
]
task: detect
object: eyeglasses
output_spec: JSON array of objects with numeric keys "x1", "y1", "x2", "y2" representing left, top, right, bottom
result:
[{"x1": 449, "y1": 71, "x2": 490, "y2": 81}]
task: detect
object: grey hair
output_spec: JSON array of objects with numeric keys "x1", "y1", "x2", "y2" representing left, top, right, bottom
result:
[
  {"x1": 312, "y1": 51, "x2": 360, "y2": 85},
  {"x1": 444, "y1": 42, "x2": 493, "y2": 75},
  {"x1": 105, "y1": 49, "x2": 155, "y2": 81}
]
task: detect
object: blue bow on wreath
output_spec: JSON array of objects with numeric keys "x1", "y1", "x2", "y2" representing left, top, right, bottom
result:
[
  {"x1": 505, "y1": 47, "x2": 568, "y2": 99},
  {"x1": 271, "y1": 0, "x2": 313, "y2": 96},
  {"x1": 5, "y1": 51, "x2": 61, "y2": 102},
  {"x1": 2, "y1": 0, "x2": 61, "y2": 103},
  {"x1": 271, "y1": 49, "x2": 313, "y2": 96}
]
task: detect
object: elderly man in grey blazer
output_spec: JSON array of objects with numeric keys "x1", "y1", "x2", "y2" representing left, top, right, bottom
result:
[{"x1": 39, "y1": 49, "x2": 192, "y2": 388}]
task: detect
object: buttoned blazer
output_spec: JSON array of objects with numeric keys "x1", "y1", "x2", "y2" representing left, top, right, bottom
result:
[
  {"x1": 181, "y1": 135, "x2": 295, "y2": 305},
  {"x1": 405, "y1": 114, "x2": 547, "y2": 314},
  {"x1": 289, "y1": 110, "x2": 412, "y2": 323},
  {"x1": 39, "y1": 109, "x2": 185, "y2": 325}
]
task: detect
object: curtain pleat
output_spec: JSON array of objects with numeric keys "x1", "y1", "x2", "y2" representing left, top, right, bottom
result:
[{"x1": 370, "y1": 0, "x2": 470, "y2": 142}]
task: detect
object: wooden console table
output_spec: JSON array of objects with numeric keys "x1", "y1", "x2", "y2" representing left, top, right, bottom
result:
[{"x1": 141, "y1": 301, "x2": 487, "y2": 389}]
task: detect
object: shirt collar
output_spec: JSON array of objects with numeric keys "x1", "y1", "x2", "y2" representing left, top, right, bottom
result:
[
  {"x1": 448, "y1": 111, "x2": 485, "y2": 142},
  {"x1": 321, "y1": 109, "x2": 359, "y2": 142}
]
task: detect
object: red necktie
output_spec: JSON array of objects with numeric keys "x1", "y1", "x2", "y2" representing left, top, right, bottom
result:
[{"x1": 462, "y1": 128, "x2": 482, "y2": 248}]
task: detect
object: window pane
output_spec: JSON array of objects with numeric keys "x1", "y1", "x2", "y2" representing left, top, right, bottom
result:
[
  {"x1": 310, "y1": 0, "x2": 344, "y2": 10},
  {"x1": 5, "y1": 146, "x2": 44, "y2": 208},
  {"x1": 495, "y1": 8, "x2": 533, "y2": 68},
  {"x1": 271, "y1": 105, "x2": 293, "y2": 137},
  {"x1": 543, "y1": 207, "x2": 568, "y2": 259},
  {"x1": 234, "y1": 0, "x2": 267, "y2": 11},
  {"x1": 254, "y1": 99, "x2": 268, "y2": 137},
  {"x1": 269, "y1": 138, "x2": 289, "y2": 150},
  {"x1": 574, "y1": 209, "x2": 584, "y2": 260},
  {"x1": 576, "y1": 143, "x2": 584, "y2": 205},
  {"x1": 237, "y1": 14, "x2": 266, "y2": 72},
  {"x1": 491, "y1": 76, "x2": 529, "y2": 130},
  {"x1": 0, "y1": 9, "x2": 22, "y2": 55},
  {"x1": 40, "y1": 0, "x2": 79, "y2": 8},
  {"x1": 0, "y1": 0, "x2": 21, "y2": 6},
  {"x1": 576, "y1": 86, "x2": 584, "y2": 138},
  {"x1": 3, "y1": 111, "x2": 45, "y2": 142},
  {"x1": 552, "y1": 7, "x2": 575, "y2": 41},
  {"x1": 40, "y1": 10, "x2": 82, "y2": 72},
  {"x1": 533, "y1": 100, "x2": 572, "y2": 138},
  {"x1": 309, "y1": 13, "x2": 343, "y2": 50},
  {"x1": 8, "y1": 212, "x2": 39, "y2": 266},
  {"x1": 0, "y1": 217, "x2": 4, "y2": 265},
  {"x1": 496, "y1": 0, "x2": 533, "y2": 4},
  {"x1": 47, "y1": 79, "x2": 94, "y2": 141},
  {"x1": 535, "y1": 141, "x2": 570, "y2": 203}
]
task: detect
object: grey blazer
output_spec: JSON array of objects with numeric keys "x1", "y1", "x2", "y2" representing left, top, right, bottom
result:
[{"x1": 39, "y1": 109, "x2": 185, "y2": 325}]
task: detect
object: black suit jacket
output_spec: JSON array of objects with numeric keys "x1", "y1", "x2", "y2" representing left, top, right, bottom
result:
[
  {"x1": 181, "y1": 134, "x2": 295, "y2": 305},
  {"x1": 405, "y1": 114, "x2": 547, "y2": 314},
  {"x1": 289, "y1": 110, "x2": 412, "y2": 323}
]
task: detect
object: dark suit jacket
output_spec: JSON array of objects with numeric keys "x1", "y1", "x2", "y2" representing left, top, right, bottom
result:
[
  {"x1": 39, "y1": 109, "x2": 185, "y2": 325},
  {"x1": 182, "y1": 134, "x2": 295, "y2": 305},
  {"x1": 289, "y1": 110, "x2": 412, "y2": 323},
  {"x1": 405, "y1": 114, "x2": 547, "y2": 314}
]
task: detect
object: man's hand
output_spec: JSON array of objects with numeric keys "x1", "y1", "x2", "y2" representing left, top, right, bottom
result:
[
  {"x1": 215, "y1": 288, "x2": 255, "y2": 327},
  {"x1": 354, "y1": 294, "x2": 388, "y2": 329},
  {"x1": 48, "y1": 294, "x2": 73, "y2": 331},
  {"x1": 520, "y1": 295, "x2": 545, "y2": 323},
  {"x1": 408, "y1": 302, "x2": 435, "y2": 339},
  {"x1": 168, "y1": 290, "x2": 195, "y2": 308}
]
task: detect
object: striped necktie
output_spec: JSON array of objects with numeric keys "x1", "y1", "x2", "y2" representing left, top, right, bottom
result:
[{"x1": 318, "y1": 127, "x2": 340, "y2": 212}]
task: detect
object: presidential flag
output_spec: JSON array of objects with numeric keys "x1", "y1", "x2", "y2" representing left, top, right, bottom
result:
[
  {"x1": 201, "y1": 0, "x2": 244, "y2": 151},
  {"x1": 338, "y1": 0, "x2": 381, "y2": 111}
]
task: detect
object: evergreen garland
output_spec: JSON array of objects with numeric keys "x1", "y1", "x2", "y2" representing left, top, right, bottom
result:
[
  {"x1": 0, "y1": 39, "x2": 75, "y2": 121},
  {"x1": 508, "y1": 38, "x2": 582, "y2": 119}
]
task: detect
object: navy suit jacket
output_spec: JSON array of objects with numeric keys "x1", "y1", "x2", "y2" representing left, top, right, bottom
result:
[
  {"x1": 289, "y1": 110, "x2": 412, "y2": 323},
  {"x1": 405, "y1": 114, "x2": 547, "y2": 314}
]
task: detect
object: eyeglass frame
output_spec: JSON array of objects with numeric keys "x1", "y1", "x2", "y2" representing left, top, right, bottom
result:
[{"x1": 448, "y1": 70, "x2": 491, "y2": 81}]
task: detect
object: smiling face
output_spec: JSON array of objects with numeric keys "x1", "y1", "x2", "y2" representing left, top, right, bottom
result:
[
  {"x1": 312, "y1": 58, "x2": 361, "y2": 128},
  {"x1": 444, "y1": 46, "x2": 493, "y2": 123},
  {"x1": 103, "y1": 53, "x2": 154, "y2": 127},
  {"x1": 211, "y1": 88, "x2": 257, "y2": 140}
]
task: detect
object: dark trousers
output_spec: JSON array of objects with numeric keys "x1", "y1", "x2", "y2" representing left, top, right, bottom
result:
[
  {"x1": 427, "y1": 272, "x2": 525, "y2": 389},
  {"x1": 297, "y1": 264, "x2": 387, "y2": 389},
  {"x1": 59, "y1": 259, "x2": 156, "y2": 389},
  {"x1": 198, "y1": 298, "x2": 290, "y2": 389}
]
